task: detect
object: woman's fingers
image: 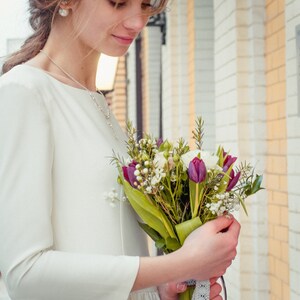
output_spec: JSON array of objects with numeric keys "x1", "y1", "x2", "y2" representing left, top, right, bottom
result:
[
  {"x1": 224, "y1": 217, "x2": 241, "y2": 240},
  {"x1": 158, "y1": 282, "x2": 187, "y2": 300},
  {"x1": 206, "y1": 215, "x2": 234, "y2": 234},
  {"x1": 210, "y1": 281, "x2": 222, "y2": 300}
]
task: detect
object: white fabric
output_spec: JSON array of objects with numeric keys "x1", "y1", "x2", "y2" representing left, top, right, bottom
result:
[{"x1": 0, "y1": 65, "x2": 160, "y2": 300}]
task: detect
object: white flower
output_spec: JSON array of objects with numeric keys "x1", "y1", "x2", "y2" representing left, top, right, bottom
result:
[
  {"x1": 181, "y1": 150, "x2": 201, "y2": 169},
  {"x1": 103, "y1": 188, "x2": 120, "y2": 208},
  {"x1": 146, "y1": 186, "x2": 152, "y2": 193},
  {"x1": 200, "y1": 151, "x2": 219, "y2": 170},
  {"x1": 151, "y1": 176, "x2": 160, "y2": 185},
  {"x1": 153, "y1": 152, "x2": 167, "y2": 169},
  {"x1": 150, "y1": 168, "x2": 165, "y2": 185},
  {"x1": 181, "y1": 150, "x2": 220, "y2": 170}
]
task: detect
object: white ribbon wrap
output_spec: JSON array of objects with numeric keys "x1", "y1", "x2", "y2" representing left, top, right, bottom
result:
[{"x1": 191, "y1": 280, "x2": 210, "y2": 300}]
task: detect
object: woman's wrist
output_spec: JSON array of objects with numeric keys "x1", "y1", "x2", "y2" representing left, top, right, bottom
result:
[{"x1": 132, "y1": 244, "x2": 199, "y2": 292}]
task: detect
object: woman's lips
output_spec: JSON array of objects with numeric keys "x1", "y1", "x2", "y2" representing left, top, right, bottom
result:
[{"x1": 112, "y1": 35, "x2": 135, "y2": 45}]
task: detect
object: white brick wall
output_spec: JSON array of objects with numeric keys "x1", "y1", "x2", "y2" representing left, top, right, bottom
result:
[
  {"x1": 162, "y1": 0, "x2": 189, "y2": 141},
  {"x1": 126, "y1": 44, "x2": 138, "y2": 128},
  {"x1": 193, "y1": 0, "x2": 216, "y2": 152},
  {"x1": 127, "y1": 1, "x2": 300, "y2": 298},
  {"x1": 214, "y1": 1, "x2": 268, "y2": 299},
  {"x1": 142, "y1": 27, "x2": 162, "y2": 137},
  {"x1": 285, "y1": 1, "x2": 300, "y2": 297}
]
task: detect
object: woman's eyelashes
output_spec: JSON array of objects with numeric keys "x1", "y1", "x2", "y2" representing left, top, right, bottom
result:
[
  {"x1": 108, "y1": 1, "x2": 153, "y2": 11},
  {"x1": 108, "y1": 0, "x2": 126, "y2": 9}
]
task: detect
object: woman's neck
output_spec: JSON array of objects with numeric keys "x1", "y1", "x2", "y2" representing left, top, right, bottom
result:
[{"x1": 27, "y1": 30, "x2": 100, "y2": 91}]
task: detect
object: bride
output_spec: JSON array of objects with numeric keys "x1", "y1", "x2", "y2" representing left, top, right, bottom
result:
[{"x1": 0, "y1": 1, "x2": 240, "y2": 299}]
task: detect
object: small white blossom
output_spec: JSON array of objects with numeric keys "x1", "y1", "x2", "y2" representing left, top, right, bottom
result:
[
  {"x1": 151, "y1": 176, "x2": 160, "y2": 185},
  {"x1": 146, "y1": 186, "x2": 152, "y2": 193},
  {"x1": 153, "y1": 152, "x2": 167, "y2": 169},
  {"x1": 103, "y1": 188, "x2": 120, "y2": 208}
]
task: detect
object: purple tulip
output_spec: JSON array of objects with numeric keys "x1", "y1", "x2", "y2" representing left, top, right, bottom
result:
[
  {"x1": 223, "y1": 154, "x2": 237, "y2": 172},
  {"x1": 156, "y1": 138, "x2": 163, "y2": 148},
  {"x1": 122, "y1": 161, "x2": 138, "y2": 188},
  {"x1": 188, "y1": 157, "x2": 207, "y2": 183},
  {"x1": 226, "y1": 170, "x2": 241, "y2": 191}
]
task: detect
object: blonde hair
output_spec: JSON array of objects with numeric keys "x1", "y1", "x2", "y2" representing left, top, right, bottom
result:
[{"x1": 2, "y1": 0, "x2": 169, "y2": 74}]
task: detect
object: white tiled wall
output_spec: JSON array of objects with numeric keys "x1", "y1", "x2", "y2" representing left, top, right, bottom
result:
[
  {"x1": 214, "y1": 0, "x2": 268, "y2": 299},
  {"x1": 285, "y1": 0, "x2": 300, "y2": 298}
]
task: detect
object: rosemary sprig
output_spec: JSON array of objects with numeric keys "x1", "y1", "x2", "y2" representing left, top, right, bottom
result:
[{"x1": 192, "y1": 117, "x2": 204, "y2": 150}]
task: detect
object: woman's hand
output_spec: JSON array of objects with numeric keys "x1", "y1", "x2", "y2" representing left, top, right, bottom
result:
[
  {"x1": 157, "y1": 282, "x2": 187, "y2": 300},
  {"x1": 177, "y1": 215, "x2": 240, "y2": 281},
  {"x1": 210, "y1": 278, "x2": 223, "y2": 300},
  {"x1": 132, "y1": 215, "x2": 240, "y2": 292},
  {"x1": 158, "y1": 278, "x2": 223, "y2": 300}
]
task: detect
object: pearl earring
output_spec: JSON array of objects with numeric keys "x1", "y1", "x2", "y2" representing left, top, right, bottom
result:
[{"x1": 59, "y1": 8, "x2": 69, "y2": 17}]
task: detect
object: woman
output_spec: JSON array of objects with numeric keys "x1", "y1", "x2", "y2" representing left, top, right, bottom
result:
[{"x1": 0, "y1": 0, "x2": 240, "y2": 299}]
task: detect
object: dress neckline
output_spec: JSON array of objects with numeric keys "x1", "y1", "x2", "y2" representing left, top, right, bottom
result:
[{"x1": 17, "y1": 64, "x2": 101, "y2": 97}]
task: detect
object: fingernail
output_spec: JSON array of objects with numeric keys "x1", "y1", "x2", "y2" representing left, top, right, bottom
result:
[{"x1": 176, "y1": 283, "x2": 186, "y2": 292}]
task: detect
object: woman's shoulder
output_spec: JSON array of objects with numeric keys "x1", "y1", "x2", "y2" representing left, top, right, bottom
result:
[
  {"x1": 0, "y1": 64, "x2": 48, "y2": 92},
  {"x1": 0, "y1": 65, "x2": 54, "y2": 112}
]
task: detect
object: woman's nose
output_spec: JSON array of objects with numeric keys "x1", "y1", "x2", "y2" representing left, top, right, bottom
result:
[{"x1": 123, "y1": 13, "x2": 149, "y2": 32}]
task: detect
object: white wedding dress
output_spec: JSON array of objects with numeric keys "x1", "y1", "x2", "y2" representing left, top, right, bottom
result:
[{"x1": 0, "y1": 65, "x2": 160, "y2": 300}]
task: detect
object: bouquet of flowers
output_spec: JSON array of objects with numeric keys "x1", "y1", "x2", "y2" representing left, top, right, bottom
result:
[{"x1": 112, "y1": 117, "x2": 263, "y2": 300}]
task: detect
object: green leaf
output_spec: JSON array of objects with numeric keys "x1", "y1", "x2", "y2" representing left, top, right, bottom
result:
[
  {"x1": 155, "y1": 239, "x2": 166, "y2": 249},
  {"x1": 216, "y1": 146, "x2": 225, "y2": 167},
  {"x1": 250, "y1": 174, "x2": 264, "y2": 195},
  {"x1": 238, "y1": 195, "x2": 248, "y2": 216},
  {"x1": 138, "y1": 222, "x2": 162, "y2": 242},
  {"x1": 189, "y1": 180, "x2": 197, "y2": 216},
  {"x1": 175, "y1": 217, "x2": 202, "y2": 245},
  {"x1": 123, "y1": 180, "x2": 177, "y2": 240},
  {"x1": 189, "y1": 180, "x2": 205, "y2": 218},
  {"x1": 166, "y1": 237, "x2": 181, "y2": 251},
  {"x1": 218, "y1": 165, "x2": 234, "y2": 193}
]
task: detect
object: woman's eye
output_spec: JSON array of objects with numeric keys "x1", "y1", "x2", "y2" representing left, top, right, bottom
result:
[
  {"x1": 109, "y1": 1, "x2": 126, "y2": 8},
  {"x1": 142, "y1": 3, "x2": 153, "y2": 10},
  {"x1": 141, "y1": 1, "x2": 155, "y2": 12},
  {"x1": 108, "y1": 0, "x2": 153, "y2": 11}
]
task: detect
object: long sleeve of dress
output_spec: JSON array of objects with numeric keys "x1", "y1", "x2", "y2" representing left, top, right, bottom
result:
[{"x1": 0, "y1": 82, "x2": 140, "y2": 300}]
